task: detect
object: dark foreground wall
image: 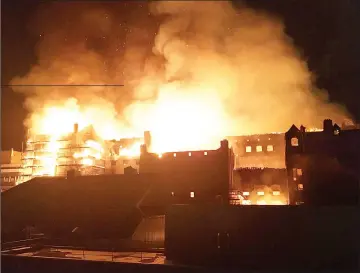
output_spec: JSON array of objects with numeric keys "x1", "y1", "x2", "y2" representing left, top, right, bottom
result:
[
  {"x1": 165, "y1": 205, "x2": 359, "y2": 270},
  {"x1": 1, "y1": 175, "x2": 151, "y2": 241}
]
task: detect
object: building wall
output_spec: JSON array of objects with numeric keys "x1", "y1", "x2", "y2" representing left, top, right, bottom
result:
[
  {"x1": 1, "y1": 150, "x2": 23, "y2": 191},
  {"x1": 285, "y1": 120, "x2": 360, "y2": 205},
  {"x1": 232, "y1": 168, "x2": 288, "y2": 205},
  {"x1": 139, "y1": 140, "x2": 233, "y2": 206},
  {"x1": 1, "y1": 149, "x2": 22, "y2": 164},
  {"x1": 228, "y1": 133, "x2": 285, "y2": 169}
]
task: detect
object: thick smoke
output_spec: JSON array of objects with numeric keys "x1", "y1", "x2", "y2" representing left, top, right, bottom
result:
[{"x1": 12, "y1": 1, "x2": 351, "y2": 142}]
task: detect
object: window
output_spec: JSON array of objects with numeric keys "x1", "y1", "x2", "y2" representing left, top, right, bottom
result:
[
  {"x1": 257, "y1": 191, "x2": 265, "y2": 196},
  {"x1": 267, "y1": 145, "x2": 274, "y2": 152},
  {"x1": 334, "y1": 129, "x2": 340, "y2": 135},
  {"x1": 158, "y1": 154, "x2": 162, "y2": 158},
  {"x1": 243, "y1": 191, "x2": 250, "y2": 196},
  {"x1": 298, "y1": 184, "x2": 304, "y2": 190},
  {"x1": 190, "y1": 191, "x2": 195, "y2": 198},
  {"x1": 188, "y1": 152, "x2": 192, "y2": 156},
  {"x1": 296, "y1": 169, "x2": 303, "y2": 176},
  {"x1": 256, "y1": 145, "x2": 263, "y2": 152},
  {"x1": 173, "y1": 153, "x2": 177, "y2": 157},
  {"x1": 171, "y1": 192, "x2": 175, "y2": 196},
  {"x1": 245, "y1": 146, "x2": 252, "y2": 153},
  {"x1": 292, "y1": 168, "x2": 297, "y2": 181},
  {"x1": 204, "y1": 152, "x2": 207, "y2": 156},
  {"x1": 291, "y1": 137, "x2": 299, "y2": 146}
]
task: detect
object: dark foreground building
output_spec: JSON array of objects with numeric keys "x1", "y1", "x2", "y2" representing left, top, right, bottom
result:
[
  {"x1": 1, "y1": 140, "x2": 234, "y2": 243},
  {"x1": 285, "y1": 119, "x2": 360, "y2": 205}
]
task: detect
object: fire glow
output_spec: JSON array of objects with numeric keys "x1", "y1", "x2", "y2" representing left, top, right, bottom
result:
[{"x1": 13, "y1": 1, "x2": 352, "y2": 201}]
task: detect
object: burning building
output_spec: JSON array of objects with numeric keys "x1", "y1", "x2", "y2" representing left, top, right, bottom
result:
[
  {"x1": 19, "y1": 124, "x2": 150, "y2": 183},
  {"x1": 5, "y1": 1, "x2": 355, "y2": 207},
  {"x1": 21, "y1": 124, "x2": 107, "y2": 180}
]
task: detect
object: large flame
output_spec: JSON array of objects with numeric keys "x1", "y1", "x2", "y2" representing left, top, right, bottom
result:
[{"x1": 13, "y1": 1, "x2": 353, "y2": 186}]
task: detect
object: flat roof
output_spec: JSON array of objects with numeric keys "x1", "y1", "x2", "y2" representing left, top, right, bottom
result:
[{"x1": 9, "y1": 247, "x2": 167, "y2": 265}]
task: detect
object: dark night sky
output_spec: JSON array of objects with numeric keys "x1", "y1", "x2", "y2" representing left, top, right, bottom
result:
[{"x1": 2, "y1": 0, "x2": 360, "y2": 151}]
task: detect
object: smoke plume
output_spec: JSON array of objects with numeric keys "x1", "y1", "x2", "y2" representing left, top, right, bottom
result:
[{"x1": 12, "y1": 1, "x2": 351, "y2": 149}]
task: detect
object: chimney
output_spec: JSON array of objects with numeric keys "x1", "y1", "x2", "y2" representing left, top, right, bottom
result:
[
  {"x1": 144, "y1": 131, "x2": 152, "y2": 150},
  {"x1": 140, "y1": 144, "x2": 148, "y2": 155},
  {"x1": 74, "y1": 123, "x2": 79, "y2": 134},
  {"x1": 220, "y1": 139, "x2": 229, "y2": 150},
  {"x1": 323, "y1": 119, "x2": 333, "y2": 133}
]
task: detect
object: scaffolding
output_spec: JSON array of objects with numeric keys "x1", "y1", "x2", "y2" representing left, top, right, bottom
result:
[{"x1": 21, "y1": 134, "x2": 106, "y2": 181}]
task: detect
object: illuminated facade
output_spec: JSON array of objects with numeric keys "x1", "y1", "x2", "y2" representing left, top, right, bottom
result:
[{"x1": 1, "y1": 149, "x2": 24, "y2": 191}]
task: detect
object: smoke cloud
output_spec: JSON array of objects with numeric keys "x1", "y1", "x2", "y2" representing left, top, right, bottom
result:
[{"x1": 12, "y1": 1, "x2": 352, "y2": 147}]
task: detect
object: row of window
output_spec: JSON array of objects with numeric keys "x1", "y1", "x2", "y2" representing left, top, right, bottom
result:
[
  {"x1": 241, "y1": 190, "x2": 281, "y2": 196},
  {"x1": 1, "y1": 176, "x2": 22, "y2": 183},
  {"x1": 170, "y1": 191, "x2": 195, "y2": 198},
  {"x1": 160, "y1": 152, "x2": 209, "y2": 158},
  {"x1": 245, "y1": 145, "x2": 274, "y2": 153}
]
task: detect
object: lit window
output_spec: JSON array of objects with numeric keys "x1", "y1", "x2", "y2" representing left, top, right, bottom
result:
[
  {"x1": 243, "y1": 191, "x2": 250, "y2": 196},
  {"x1": 334, "y1": 129, "x2": 340, "y2": 135},
  {"x1": 204, "y1": 152, "x2": 207, "y2": 156},
  {"x1": 298, "y1": 184, "x2": 304, "y2": 190},
  {"x1": 188, "y1": 152, "x2": 192, "y2": 156},
  {"x1": 256, "y1": 146, "x2": 263, "y2": 152},
  {"x1": 273, "y1": 191, "x2": 280, "y2": 196},
  {"x1": 257, "y1": 191, "x2": 265, "y2": 196},
  {"x1": 267, "y1": 145, "x2": 274, "y2": 152},
  {"x1": 245, "y1": 146, "x2": 252, "y2": 153},
  {"x1": 158, "y1": 154, "x2": 162, "y2": 158},
  {"x1": 190, "y1": 191, "x2": 195, "y2": 198},
  {"x1": 297, "y1": 169, "x2": 303, "y2": 176},
  {"x1": 292, "y1": 168, "x2": 297, "y2": 181},
  {"x1": 173, "y1": 153, "x2": 176, "y2": 157},
  {"x1": 171, "y1": 192, "x2": 175, "y2": 196},
  {"x1": 291, "y1": 137, "x2": 299, "y2": 147}
]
